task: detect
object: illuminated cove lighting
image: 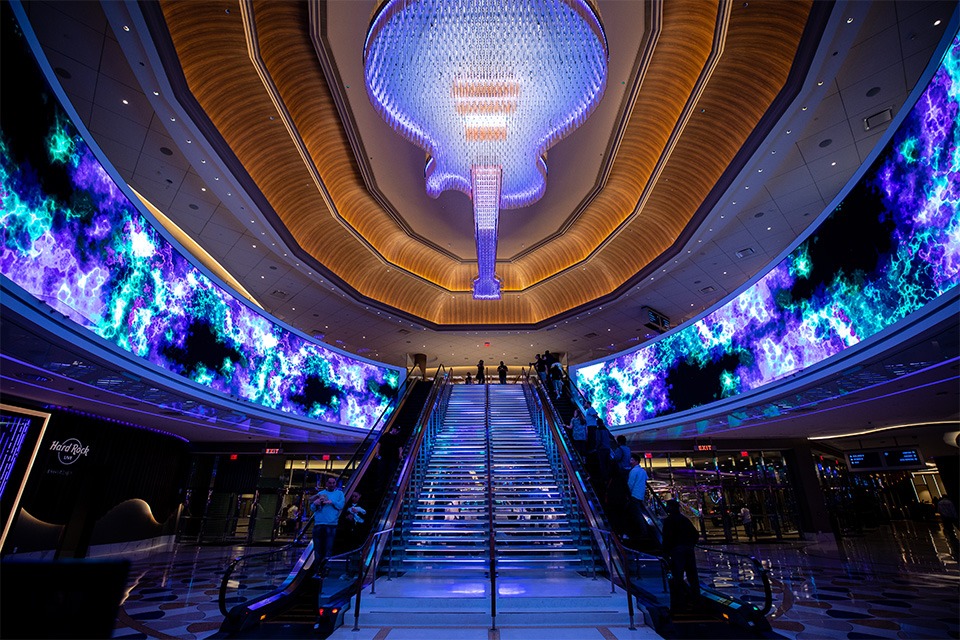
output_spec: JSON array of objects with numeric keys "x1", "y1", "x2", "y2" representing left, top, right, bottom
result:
[{"x1": 364, "y1": 0, "x2": 608, "y2": 299}]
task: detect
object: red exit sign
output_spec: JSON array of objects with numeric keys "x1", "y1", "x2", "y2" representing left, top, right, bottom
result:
[
  {"x1": 695, "y1": 444, "x2": 715, "y2": 452},
  {"x1": 264, "y1": 448, "x2": 282, "y2": 455}
]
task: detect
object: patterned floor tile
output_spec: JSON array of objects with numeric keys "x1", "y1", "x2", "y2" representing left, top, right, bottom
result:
[{"x1": 106, "y1": 523, "x2": 958, "y2": 640}]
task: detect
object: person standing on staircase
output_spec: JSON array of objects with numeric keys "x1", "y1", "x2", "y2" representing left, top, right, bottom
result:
[
  {"x1": 498, "y1": 360, "x2": 508, "y2": 384},
  {"x1": 476, "y1": 359, "x2": 486, "y2": 384}
]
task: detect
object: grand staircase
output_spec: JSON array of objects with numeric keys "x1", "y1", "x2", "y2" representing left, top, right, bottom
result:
[
  {"x1": 337, "y1": 383, "x2": 642, "y2": 638},
  {"x1": 399, "y1": 384, "x2": 583, "y2": 571}
]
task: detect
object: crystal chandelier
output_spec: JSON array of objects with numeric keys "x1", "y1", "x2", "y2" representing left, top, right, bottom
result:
[{"x1": 364, "y1": 0, "x2": 608, "y2": 299}]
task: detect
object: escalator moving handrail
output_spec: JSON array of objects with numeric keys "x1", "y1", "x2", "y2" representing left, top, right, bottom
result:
[
  {"x1": 692, "y1": 544, "x2": 773, "y2": 616},
  {"x1": 352, "y1": 369, "x2": 450, "y2": 630},
  {"x1": 525, "y1": 380, "x2": 636, "y2": 628},
  {"x1": 646, "y1": 481, "x2": 774, "y2": 617},
  {"x1": 217, "y1": 372, "x2": 423, "y2": 621}
]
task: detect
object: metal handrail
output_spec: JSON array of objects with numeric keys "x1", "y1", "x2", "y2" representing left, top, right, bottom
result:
[
  {"x1": 484, "y1": 381, "x2": 497, "y2": 630},
  {"x1": 351, "y1": 367, "x2": 450, "y2": 631},
  {"x1": 524, "y1": 378, "x2": 637, "y2": 630}
]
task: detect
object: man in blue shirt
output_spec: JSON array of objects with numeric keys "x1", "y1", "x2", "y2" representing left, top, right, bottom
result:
[
  {"x1": 310, "y1": 476, "x2": 345, "y2": 571},
  {"x1": 627, "y1": 453, "x2": 651, "y2": 541}
]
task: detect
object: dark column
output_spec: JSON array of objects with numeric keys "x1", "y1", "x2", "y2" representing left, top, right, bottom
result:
[{"x1": 783, "y1": 442, "x2": 836, "y2": 546}]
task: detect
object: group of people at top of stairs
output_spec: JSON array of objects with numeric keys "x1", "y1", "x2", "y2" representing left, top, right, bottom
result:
[
  {"x1": 531, "y1": 351, "x2": 565, "y2": 397},
  {"x1": 460, "y1": 351, "x2": 565, "y2": 387},
  {"x1": 464, "y1": 359, "x2": 510, "y2": 384}
]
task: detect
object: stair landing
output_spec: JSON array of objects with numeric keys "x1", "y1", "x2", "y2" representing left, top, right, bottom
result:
[{"x1": 328, "y1": 573, "x2": 660, "y2": 639}]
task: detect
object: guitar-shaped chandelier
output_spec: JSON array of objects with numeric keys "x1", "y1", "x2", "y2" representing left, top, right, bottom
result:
[{"x1": 364, "y1": 0, "x2": 608, "y2": 299}]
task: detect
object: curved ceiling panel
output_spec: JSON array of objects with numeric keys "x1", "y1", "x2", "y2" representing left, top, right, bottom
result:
[{"x1": 159, "y1": 0, "x2": 812, "y2": 325}]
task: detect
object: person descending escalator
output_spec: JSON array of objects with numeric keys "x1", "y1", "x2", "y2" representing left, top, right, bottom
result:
[
  {"x1": 662, "y1": 499, "x2": 701, "y2": 611},
  {"x1": 626, "y1": 453, "x2": 653, "y2": 544}
]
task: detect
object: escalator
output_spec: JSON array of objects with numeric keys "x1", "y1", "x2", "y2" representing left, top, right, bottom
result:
[
  {"x1": 216, "y1": 374, "x2": 437, "y2": 636},
  {"x1": 532, "y1": 378, "x2": 783, "y2": 638}
]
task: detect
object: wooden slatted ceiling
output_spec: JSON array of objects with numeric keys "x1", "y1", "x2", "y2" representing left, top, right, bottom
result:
[{"x1": 160, "y1": 0, "x2": 811, "y2": 325}]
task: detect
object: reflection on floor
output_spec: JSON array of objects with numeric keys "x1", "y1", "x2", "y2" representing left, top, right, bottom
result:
[{"x1": 111, "y1": 522, "x2": 958, "y2": 639}]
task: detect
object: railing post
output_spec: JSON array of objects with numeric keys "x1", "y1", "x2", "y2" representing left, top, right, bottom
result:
[{"x1": 484, "y1": 382, "x2": 497, "y2": 631}]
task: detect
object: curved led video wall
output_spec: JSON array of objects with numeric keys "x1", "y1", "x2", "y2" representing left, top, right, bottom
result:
[
  {"x1": 575, "y1": 29, "x2": 960, "y2": 428},
  {"x1": 0, "y1": 8, "x2": 400, "y2": 430}
]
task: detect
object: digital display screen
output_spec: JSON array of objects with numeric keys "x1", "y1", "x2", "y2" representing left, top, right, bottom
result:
[
  {"x1": 846, "y1": 452, "x2": 883, "y2": 470},
  {"x1": 0, "y1": 8, "x2": 400, "y2": 431},
  {"x1": 574, "y1": 29, "x2": 960, "y2": 428},
  {"x1": 883, "y1": 448, "x2": 923, "y2": 467}
]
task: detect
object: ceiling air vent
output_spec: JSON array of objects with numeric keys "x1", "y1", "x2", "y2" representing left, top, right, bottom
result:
[
  {"x1": 699, "y1": 285, "x2": 716, "y2": 294},
  {"x1": 863, "y1": 108, "x2": 893, "y2": 131},
  {"x1": 735, "y1": 247, "x2": 755, "y2": 259},
  {"x1": 583, "y1": 332, "x2": 599, "y2": 339},
  {"x1": 271, "y1": 290, "x2": 289, "y2": 299},
  {"x1": 398, "y1": 328, "x2": 411, "y2": 335}
]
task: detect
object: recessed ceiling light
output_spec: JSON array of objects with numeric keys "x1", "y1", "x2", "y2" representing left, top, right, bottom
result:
[
  {"x1": 934, "y1": 19, "x2": 942, "y2": 26},
  {"x1": 122, "y1": 25, "x2": 130, "y2": 31},
  {"x1": 831, "y1": 161, "x2": 837, "y2": 166},
  {"x1": 153, "y1": 91, "x2": 159, "y2": 96},
  {"x1": 122, "y1": 99, "x2": 129, "y2": 105},
  {"x1": 170, "y1": 117, "x2": 176, "y2": 122},
  {"x1": 817, "y1": 81, "x2": 824, "y2": 86},
  {"x1": 846, "y1": 17, "x2": 854, "y2": 24},
  {"x1": 200, "y1": 187, "x2": 206, "y2": 192}
]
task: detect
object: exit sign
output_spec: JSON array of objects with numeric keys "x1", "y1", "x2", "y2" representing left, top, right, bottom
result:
[
  {"x1": 695, "y1": 444, "x2": 715, "y2": 452},
  {"x1": 264, "y1": 448, "x2": 282, "y2": 455}
]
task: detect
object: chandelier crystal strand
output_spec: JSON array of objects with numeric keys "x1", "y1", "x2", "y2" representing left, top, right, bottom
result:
[
  {"x1": 364, "y1": 0, "x2": 608, "y2": 299},
  {"x1": 472, "y1": 165, "x2": 503, "y2": 299}
]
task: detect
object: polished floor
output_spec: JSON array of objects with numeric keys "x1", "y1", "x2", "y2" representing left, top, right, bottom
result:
[{"x1": 111, "y1": 522, "x2": 958, "y2": 639}]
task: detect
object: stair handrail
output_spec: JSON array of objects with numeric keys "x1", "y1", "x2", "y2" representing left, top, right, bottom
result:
[
  {"x1": 217, "y1": 373, "x2": 419, "y2": 620},
  {"x1": 484, "y1": 381, "x2": 497, "y2": 630},
  {"x1": 524, "y1": 378, "x2": 637, "y2": 630},
  {"x1": 351, "y1": 366, "x2": 450, "y2": 631}
]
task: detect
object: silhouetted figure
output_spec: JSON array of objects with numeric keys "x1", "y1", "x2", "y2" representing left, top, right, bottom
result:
[
  {"x1": 549, "y1": 360, "x2": 564, "y2": 397},
  {"x1": 498, "y1": 361, "x2": 508, "y2": 384},
  {"x1": 662, "y1": 499, "x2": 700, "y2": 609},
  {"x1": 740, "y1": 505, "x2": 754, "y2": 541},
  {"x1": 476, "y1": 360, "x2": 485, "y2": 384},
  {"x1": 465, "y1": 372, "x2": 472, "y2": 384},
  {"x1": 532, "y1": 354, "x2": 547, "y2": 384}
]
